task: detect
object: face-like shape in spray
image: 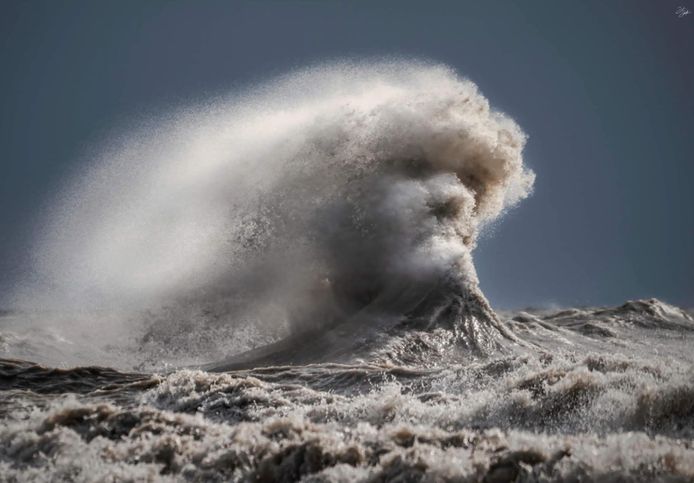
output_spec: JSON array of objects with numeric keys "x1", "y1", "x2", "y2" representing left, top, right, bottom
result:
[{"x1": 11, "y1": 61, "x2": 534, "y2": 365}]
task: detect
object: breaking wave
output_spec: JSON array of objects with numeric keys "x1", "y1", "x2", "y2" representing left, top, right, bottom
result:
[
  {"x1": 3, "y1": 60, "x2": 694, "y2": 483},
  {"x1": 8, "y1": 60, "x2": 534, "y2": 370}
]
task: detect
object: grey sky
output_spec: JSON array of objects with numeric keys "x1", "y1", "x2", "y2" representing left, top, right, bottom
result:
[{"x1": 1, "y1": 0, "x2": 692, "y2": 308}]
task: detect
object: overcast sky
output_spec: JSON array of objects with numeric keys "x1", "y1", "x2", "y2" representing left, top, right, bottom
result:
[{"x1": 1, "y1": 0, "x2": 692, "y2": 308}]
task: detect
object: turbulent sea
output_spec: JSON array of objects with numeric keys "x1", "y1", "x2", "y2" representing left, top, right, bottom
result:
[
  {"x1": 2, "y1": 299, "x2": 694, "y2": 482},
  {"x1": 1, "y1": 61, "x2": 692, "y2": 481}
]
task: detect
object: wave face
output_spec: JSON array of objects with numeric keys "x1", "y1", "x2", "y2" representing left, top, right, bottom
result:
[{"x1": 8, "y1": 61, "x2": 533, "y2": 370}]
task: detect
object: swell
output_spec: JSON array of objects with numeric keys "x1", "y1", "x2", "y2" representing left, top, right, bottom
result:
[{"x1": 0, "y1": 358, "x2": 150, "y2": 395}]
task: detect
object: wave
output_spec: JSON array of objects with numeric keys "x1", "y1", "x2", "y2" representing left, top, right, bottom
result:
[
  {"x1": 3, "y1": 59, "x2": 694, "y2": 483},
  {"x1": 7, "y1": 60, "x2": 534, "y2": 370},
  {"x1": 2, "y1": 340, "x2": 694, "y2": 482},
  {"x1": 3, "y1": 297, "x2": 693, "y2": 481}
]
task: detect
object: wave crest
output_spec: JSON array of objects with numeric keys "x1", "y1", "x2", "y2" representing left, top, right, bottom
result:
[{"x1": 12, "y1": 61, "x2": 534, "y2": 368}]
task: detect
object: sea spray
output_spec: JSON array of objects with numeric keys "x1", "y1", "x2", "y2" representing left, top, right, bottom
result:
[{"x1": 9, "y1": 60, "x2": 534, "y2": 370}]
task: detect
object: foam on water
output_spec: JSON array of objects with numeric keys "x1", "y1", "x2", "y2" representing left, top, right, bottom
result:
[{"x1": 2, "y1": 307, "x2": 694, "y2": 482}]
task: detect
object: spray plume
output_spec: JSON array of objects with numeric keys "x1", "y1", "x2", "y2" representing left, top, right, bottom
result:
[{"x1": 11, "y1": 61, "x2": 534, "y2": 369}]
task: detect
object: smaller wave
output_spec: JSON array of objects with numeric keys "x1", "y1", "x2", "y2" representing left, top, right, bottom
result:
[{"x1": 532, "y1": 298, "x2": 694, "y2": 338}]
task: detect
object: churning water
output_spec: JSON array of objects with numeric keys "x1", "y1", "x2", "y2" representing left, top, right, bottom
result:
[{"x1": 1, "y1": 61, "x2": 692, "y2": 482}]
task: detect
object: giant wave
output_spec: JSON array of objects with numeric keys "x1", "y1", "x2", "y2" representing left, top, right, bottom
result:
[{"x1": 8, "y1": 61, "x2": 534, "y2": 370}]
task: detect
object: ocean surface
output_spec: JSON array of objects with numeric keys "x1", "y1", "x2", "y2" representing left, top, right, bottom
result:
[
  {"x1": 1, "y1": 62, "x2": 692, "y2": 481},
  {"x1": 2, "y1": 297, "x2": 693, "y2": 482}
]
